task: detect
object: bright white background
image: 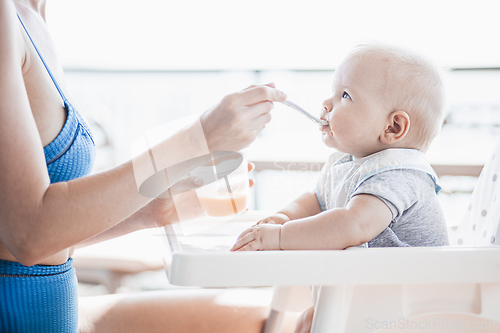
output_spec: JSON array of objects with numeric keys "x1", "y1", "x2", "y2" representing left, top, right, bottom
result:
[{"x1": 47, "y1": 0, "x2": 500, "y2": 70}]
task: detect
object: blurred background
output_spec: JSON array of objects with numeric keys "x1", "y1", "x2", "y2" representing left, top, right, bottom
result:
[{"x1": 45, "y1": 0, "x2": 500, "y2": 294}]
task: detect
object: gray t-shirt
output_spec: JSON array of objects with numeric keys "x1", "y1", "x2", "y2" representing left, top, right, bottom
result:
[
  {"x1": 354, "y1": 169, "x2": 449, "y2": 247},
  {"x1": 315, "y1": 149, "x2": 449, "y2": 248}
]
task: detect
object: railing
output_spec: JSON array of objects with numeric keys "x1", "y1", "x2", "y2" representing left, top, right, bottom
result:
[{"x1": 253, "y1": 161, "x2": 483, "y2": 178}]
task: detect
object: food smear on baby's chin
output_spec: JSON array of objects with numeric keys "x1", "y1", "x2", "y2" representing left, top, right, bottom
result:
[
  {"x1": 328, "y1": 123, "x2": 334, "y2": 136},
  {"x1": 320, "y1": 124, "x2": 330, "y2": 133}
]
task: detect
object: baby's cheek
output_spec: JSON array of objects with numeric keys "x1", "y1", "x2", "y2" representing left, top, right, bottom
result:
[
  {"x1": 331, "y1": 113, "x2": 351, "y2": 135},
  {"x1": 332, "y1": 109, "x2": 350, "y2": 124}
]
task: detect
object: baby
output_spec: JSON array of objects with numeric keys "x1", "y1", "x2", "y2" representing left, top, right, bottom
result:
[{"x1": 231, "y1": 42, "x2": 449, "y2": 251}]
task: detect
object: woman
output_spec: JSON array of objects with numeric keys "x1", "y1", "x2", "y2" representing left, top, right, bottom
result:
[{"x1": 0, "y1": 0, "x2": 288, "y2": 331}]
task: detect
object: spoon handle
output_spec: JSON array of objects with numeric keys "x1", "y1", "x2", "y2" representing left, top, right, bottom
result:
[{"x1": 281, "y1": 100, "x2": 329, "y2": 126}]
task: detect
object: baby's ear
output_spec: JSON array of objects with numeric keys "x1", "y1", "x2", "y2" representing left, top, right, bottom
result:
[{"x1": 380, "y1": 111, "x2": 410, "y2": 144}]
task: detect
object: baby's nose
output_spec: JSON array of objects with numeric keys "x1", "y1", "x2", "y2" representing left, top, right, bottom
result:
[{"x1": 320, "y1": 106, "x2": 330, "y2": 120}]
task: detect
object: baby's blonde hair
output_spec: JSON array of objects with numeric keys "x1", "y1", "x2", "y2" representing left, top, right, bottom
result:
[{"x1": 346, "y1": 42, "x2": 445, "y2": 152}]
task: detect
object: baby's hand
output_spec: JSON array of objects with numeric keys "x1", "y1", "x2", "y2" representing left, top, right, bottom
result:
[
  {"x1": 230, "y1": 224, "x2": 282, "y2": 251},
  {"x1": 254, "y1": 213, "x2": 290, "y2": 226}
]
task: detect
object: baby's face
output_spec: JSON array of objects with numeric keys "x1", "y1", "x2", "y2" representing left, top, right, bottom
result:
[{"x1": 319, "y1": 54, "x2": 395, "y2": 158}]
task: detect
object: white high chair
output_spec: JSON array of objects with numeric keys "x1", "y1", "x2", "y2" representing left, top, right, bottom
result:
[{"x1": 264, "y1": 140, "x2": 500, "y2": 333}]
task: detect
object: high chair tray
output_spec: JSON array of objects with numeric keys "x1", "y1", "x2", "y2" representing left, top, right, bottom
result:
[{"x1": 163, "y1": 211, "x2": 500, "y2": 288}]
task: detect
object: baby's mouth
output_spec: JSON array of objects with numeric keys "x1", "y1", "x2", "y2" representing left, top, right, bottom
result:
[
  {"x1": 320, "y1": 123, "x2": 334, "y2": 136},
  {"x1": 319, "y1": 107, "x2": 333, "y2": 135}
]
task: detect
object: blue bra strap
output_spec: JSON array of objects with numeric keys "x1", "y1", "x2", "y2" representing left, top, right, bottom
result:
[{"x1": 16, "y1": 13, "x2": 68, "y2": 103}]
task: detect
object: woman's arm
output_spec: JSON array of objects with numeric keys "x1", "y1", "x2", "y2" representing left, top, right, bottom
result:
[
  {"x1": 74, "y1": 175, "x2": 201, "y2": 248},
  {"x1": 0, "y1": 1, "x2": 286, "y2": 266},
  {"x1": 77, "y1": 162, "x2": 255, "y2": 248}
]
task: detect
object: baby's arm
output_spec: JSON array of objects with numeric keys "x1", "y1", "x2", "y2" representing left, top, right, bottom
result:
[
  {"x1": 230, "y1": 191, "x2": 321, "y2": 251},
  {"x1": 256, "y1": 191, "x2": 322, "y2": 225},
  {"x1": 280, "y1": 194, "x2": 392, "y2": 250},
  {"x1": 231, "y1": 194, "x2": 392, "y2": 251}
]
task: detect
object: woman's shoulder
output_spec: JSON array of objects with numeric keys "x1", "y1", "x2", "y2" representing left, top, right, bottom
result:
[
  {"x1": 0, "y1": 0, "x2": 25, "y2": 64},
  {"x1": 0, "y1": 0, "x2": 18, "y2": 31}
]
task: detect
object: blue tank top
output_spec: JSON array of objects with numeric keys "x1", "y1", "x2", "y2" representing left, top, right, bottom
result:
[
  {"x1": 0, "y1": 15, "x2": 97, "y2": 333},
  {"x1": 17, "y1": 14, "x2": 95, "y2": 183}
]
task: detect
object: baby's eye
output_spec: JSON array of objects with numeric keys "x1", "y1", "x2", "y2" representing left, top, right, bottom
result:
[{"x1": 342, "y1": 91, "x2": 351, "y2": 99}]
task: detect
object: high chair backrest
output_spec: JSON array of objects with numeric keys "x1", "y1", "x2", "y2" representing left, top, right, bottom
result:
[{"x1": 449, "y1": 140, "x2": 500, "y2": 246}]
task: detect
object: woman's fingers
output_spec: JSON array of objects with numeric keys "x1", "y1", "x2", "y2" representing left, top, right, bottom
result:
[
  {"x1": 247, "y1": 162, "x2": 255, "y2": 173},
  {"x1": 237, "y1": 85, "x2": 286, "y2": 107},
  {"x1": 242, "y1": 82, "x2": 276, "y2": 92},
  {"x1": 248, "y1": 100, "x2": 274, "y2": 116},
  {"x1": 199, "y1": 83, "x2": 286, "y2": 152},
  {"x1": 294, "y1": 307, "x2": 314, "y2": 333},
  {"x1": 242, "y1": 84, "x2": 257, "y2": 92},
  {"x1": 248, "y1": 162, "x2": 255, "y2": 188},
  {"x1": 168, "y1": 175, "x2": 204, "y2": 195},
  {"x1": 250, "y1": 109, "x2": 273, "y2": 129}
]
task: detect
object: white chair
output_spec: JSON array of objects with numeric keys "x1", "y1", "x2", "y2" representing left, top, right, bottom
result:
[{"x1": 263, "y1": 140, "x2": 500, "y2": 333}]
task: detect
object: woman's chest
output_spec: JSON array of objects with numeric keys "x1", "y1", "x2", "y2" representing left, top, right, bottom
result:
[{"x1": 19, "y1": 16, "x2": 67, "y2": 147}]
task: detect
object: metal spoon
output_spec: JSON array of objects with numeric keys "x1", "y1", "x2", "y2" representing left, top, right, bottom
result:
[{"x1": 280, "y1": 100, "x2": 329, "y2": 126}]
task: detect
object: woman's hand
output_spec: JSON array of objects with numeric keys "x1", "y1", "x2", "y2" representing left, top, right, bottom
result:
[
  {"x1": 200, "y1": 83, "x2": 286, "y2": 152},
  {"x1": 139, "y1": 162, "x2": 255, "y2": 229},
  {"x1": 294, "y1": 306, "x2": 314, "y2": 333},
  {"x1": 138, "y1": 176, "x2": 203, "y2": 228},
  {"x1": 75, "y1": 174, "x2": 205, "y2": 248}
]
